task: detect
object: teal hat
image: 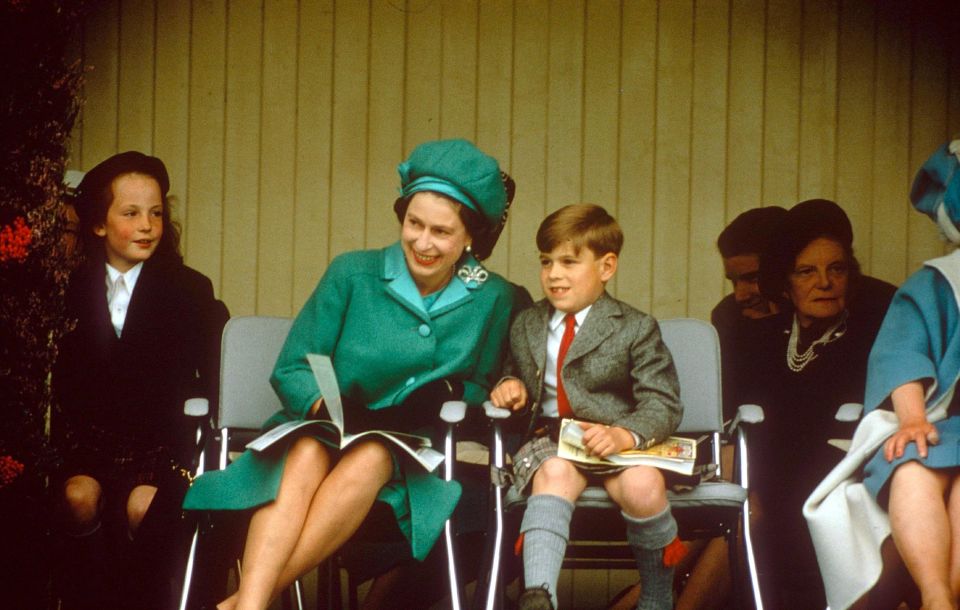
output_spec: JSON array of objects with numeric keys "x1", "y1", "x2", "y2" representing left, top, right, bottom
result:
[
  {"x1": 397, "y1": 139, "x2": 507, "y2": 228},
  {"x1": 910, "y1": 141, "x2": 960, "y2": 244}
]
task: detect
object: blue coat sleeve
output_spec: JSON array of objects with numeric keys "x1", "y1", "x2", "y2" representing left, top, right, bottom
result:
[{"x1": 864, "y1": 268, "x2": 954, "y2": 412}]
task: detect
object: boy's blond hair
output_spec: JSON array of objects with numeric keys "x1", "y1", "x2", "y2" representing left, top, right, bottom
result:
[{"x1": 536, "y1": 203, "x2": 623, "y2": 256}]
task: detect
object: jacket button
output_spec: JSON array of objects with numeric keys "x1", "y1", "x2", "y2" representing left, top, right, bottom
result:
[
  {"x1": 406, "y1": 377, "x2": 415, "y2": 386},
  {"x1": 418, "y1": 324, "x2": 431, "y2": 337}
]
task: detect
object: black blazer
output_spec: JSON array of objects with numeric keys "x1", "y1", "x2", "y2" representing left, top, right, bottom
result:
[{"x1": 54, "y1": 255, "x2": 228, "y2": 457}]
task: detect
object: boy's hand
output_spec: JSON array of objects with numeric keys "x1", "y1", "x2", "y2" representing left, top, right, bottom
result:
[
  {"x1": 884, "y1": 419, "x2": 939, "y2": 461},
  {"x1": 579, "y1": 422, "x2": 634, "y2": 458},
  {"x1": 490, "y1": 378, "x2": 528, "y2": 411}
]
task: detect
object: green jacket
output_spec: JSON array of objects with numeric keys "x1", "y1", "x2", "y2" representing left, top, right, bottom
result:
[{"x1": 184, "y1": 243, "x2": 515, "y2": 560}]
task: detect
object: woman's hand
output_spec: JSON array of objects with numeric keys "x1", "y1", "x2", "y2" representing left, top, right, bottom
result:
[
  {"x1": 884, "y1": 419, "x2": 939, "y2": 461},
  {"x1": 490, "y1": 378, "x2": 528, "y2": 411},
  {"x1": 579, "y1": 423, "x2": 634, "y2": 458},
  {"x1": 308, "y1": 399, "x2": 324, "y2": 417}
]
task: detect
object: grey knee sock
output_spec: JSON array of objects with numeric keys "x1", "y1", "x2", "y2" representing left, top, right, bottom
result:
[
  {"x1": 520, "y1": 494, "x2": 574, "y2": 608},
  {"x1": 624, "y1": 507, "x2": 678, "y2": 610}
]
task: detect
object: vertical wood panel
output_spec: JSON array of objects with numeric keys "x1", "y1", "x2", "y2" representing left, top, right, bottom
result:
[
  {"x1": 762, "y1": 0, "x2": 801, "y2": 207},
  {"x1": 185, "y1": 0, "x2": 226, "y2": 284},
  {"x1": 688, "y1": 0, "x2": 729, "y2": 320},
  {"x1": 154, "y1": 0, "x2": 191, "y2": 221},
  {"x1": 117, "y1": 0, "x2": 156, "y2": 152},
  {"x1": 582, "y1": 0, "x2": 621, "y2": 283},
  {"x1": 441, "y1": 0, "x2": 478, "y2": 138},
  {"x1": 510, "y1": 0, "x2": 550, "y2": 294},
  {"x1": 652, "y1": 0, "x2": 693, "y2": 318},
  {"x1": 404, "y1": 1, "x2": 442, "y2": 147},
  {"x1": 81, "y1": 0, "x2": 119, "y2": 168},
  {"x1": 71, "y1": 0, "x2": 960, "y2": 358},
  {"x1": 476, "y1": 0, "x2": 514, "y2": 277},
  {"x1": 726, "y1": 0, "x2": 765, "y2": 220},
  {"x1": 329, "y1": 1, "x2": 369, "y2": 259},
  {"x1": 366, "y1": 0, "x2": 406, "y2": 251},
  {"x1": 617, "y1": 0, "x2": 657, "y2": 312},
  {"x1": 835, "y1": 0, "x2": 875, "y2": 270},
  {"x1": 292, "y1": 0, "x2": 335, "y2": 309},
  {"x1": 798, "y1": 0, "x2": 838, "y2": 201},
  {"x1": 870, "y1": 0, "x2": 912, "y2": 284},
  {"x1": 257, "y1": 0, "x2": 298, "y2": 316},
  {"x1": 221, "y1": 0, "x2": 263, "y2": 315},
  {"x1": 545, "y1": 0, "x2": 584, "y2": 215}
]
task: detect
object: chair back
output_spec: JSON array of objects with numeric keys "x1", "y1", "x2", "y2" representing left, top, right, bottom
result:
[
  {"x1": 217, "y1": 316, "x2": 293, "y2": 430},
  {"x1": 658, "y1": 318, "x2": 723, "y2": 434}
]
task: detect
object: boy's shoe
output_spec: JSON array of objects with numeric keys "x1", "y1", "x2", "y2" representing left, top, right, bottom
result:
[{"x1": 518, "y1": 585, "x2": 554, "y2": 610}]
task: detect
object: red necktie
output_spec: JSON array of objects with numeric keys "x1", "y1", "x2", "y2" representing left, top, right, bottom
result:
[{"x1": 556, "y1": 314, "x2": 576, "y2": 418}]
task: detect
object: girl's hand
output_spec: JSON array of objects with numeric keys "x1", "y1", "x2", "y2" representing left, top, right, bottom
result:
[
  {"x1": 579, "y1": 423, "x2": 634, "y2": 458},
  {"x1": 490, "y1": 379, "x2": 528, "y2": 411},
  {"x1": 883, "y1": 419, "x2": 939, "y2": 461}
]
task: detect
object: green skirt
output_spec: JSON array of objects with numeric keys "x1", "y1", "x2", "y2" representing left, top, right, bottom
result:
[{"x1": 182, "y1": 437, "x2": 461, "y2": 561}]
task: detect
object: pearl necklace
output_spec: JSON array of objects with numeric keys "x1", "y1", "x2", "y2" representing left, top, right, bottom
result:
[{"x1": 786, "y1": 310, "x2": 848, "y2": 373}]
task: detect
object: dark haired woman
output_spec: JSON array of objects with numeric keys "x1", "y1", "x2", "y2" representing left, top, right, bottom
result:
[
  {"x1": 737, "y1": 199, "x2": 896, "y2": 608},
  {"x1": 183, "y1": 139, "x2": 517, "y2": 610},
  {"x1": 52, "y1": 151, "x2": 228, "y2": 608}
]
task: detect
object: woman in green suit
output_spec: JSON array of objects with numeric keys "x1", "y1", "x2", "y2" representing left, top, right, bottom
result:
[{"x1": 184, "y1": 139, "x2": 517, "y2": 610}]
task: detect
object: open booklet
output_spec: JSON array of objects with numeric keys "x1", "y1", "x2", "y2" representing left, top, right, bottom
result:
[
  {"x1": 246, "y1": 354, "x2": 445, "y2": 472},
  {"x1": 556, "y1": 418, "x2": 697, "y2": 475}
]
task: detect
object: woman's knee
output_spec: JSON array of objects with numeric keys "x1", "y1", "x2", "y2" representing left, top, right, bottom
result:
[
  {"x1": 341, "y1": 439, "x2": 393, "y2": 481},
  {"x1": 126, "y1": 485, "x2": 158, "y2": 536},
  {"x1": 61, "y1": 475, "x2": 103, "y2": 528},
  {"x1": 286, "y1": 436, "x2": 332, "y2": 475}
]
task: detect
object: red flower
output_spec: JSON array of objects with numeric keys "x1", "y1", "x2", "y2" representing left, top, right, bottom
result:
[
  {"x1": 0, "y1": 455, "x2": 25, "y2": 488},
  {"x1": 0, "y1": 216, "x2": 32, "y2": 263}
]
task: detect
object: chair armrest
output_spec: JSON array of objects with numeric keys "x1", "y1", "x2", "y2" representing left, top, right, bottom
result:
[
  {"x1": 727, "y1": 403, "x2": 764, "y2": 434},
  {"x1": 440, "y1": 400, "x2": 467, "y2": 423},
  {"x1": 184, "y1": 397, "x2": 209, "y2": 418},
  {"x1": 834, "y1": 402, "x2": 863, "y2": 422},
  {"x1": 483, "y1": 401, "x2": 512, "y2": 420}
]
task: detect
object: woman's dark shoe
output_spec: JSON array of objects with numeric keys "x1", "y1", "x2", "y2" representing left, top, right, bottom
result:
[{"x1": 517, "y1": 585, "x2": 554, "y2": 610}]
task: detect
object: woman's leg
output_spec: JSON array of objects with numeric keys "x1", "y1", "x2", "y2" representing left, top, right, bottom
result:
[
  {"x1": 946, "y1": 473, "x2": 960, "y2": 599},
  {"x1": 889, "y1": 461, "x2": 955, "y2": 610},
  {"x1": 223, "y1": 438, "x2": 393, "y2": 610},
  {"x1": 225, "y1": 436, "x2": 333, "y2": 610},
  {"x1": 62, "y1": 474, "x2": 103, "y2": 533}
]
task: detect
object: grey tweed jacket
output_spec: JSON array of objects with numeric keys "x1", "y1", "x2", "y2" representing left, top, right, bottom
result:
[{"x1": 504, "y1": 292, "x2": 682, "y2": 448}]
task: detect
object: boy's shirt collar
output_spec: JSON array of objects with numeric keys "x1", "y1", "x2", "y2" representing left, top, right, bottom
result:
[{"x1": 549, "y1": 304, "x2": 591, "y2": 332}]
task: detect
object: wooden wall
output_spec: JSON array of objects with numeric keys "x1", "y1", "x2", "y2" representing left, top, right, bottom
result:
[{"x1": 70, "y1": 0, "x2": 960, "y2": 324}]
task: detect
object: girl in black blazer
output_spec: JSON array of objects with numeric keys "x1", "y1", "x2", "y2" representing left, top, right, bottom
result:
[{"x1": 52, "y1": 151, "x2": 228, "y2": 609}]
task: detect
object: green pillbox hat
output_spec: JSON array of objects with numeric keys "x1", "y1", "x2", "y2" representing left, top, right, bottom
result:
[{"x1": 398, "y1": 139, "x2": 507, "y2": 228}]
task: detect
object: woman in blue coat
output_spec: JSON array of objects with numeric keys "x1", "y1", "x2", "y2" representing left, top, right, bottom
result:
[{"x1": 184, "y1": 139, "x2": 517, "y2": 610}]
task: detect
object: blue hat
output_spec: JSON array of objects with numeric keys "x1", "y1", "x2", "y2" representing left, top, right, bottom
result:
[
  {"x1": 397, "y1": 139, "x2": 507, "y2": 228},
  {"x1": 910, "y1": 141, "x2": 960, "y2": 243}
]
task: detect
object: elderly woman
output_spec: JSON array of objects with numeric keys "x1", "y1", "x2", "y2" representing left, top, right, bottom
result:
[
  {"x1": 183, "y1": 139, "x2": 517, "y2": 610},
  {"x1": 734, "y1": 199, "x2": 896, "y2": 608}
]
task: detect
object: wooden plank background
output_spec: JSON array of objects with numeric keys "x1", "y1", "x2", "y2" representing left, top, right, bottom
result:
[{"x1": 70, "y1": 0, "x2": 960, "y2": 324}]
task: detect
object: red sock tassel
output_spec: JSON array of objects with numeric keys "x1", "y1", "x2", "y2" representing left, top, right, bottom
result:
[
  {"x1": 662, "y1": 536, "x2": 687, "y2": 568},
  {"x1": 514, "y1": 532, "x2": 525, "y2": 556}
]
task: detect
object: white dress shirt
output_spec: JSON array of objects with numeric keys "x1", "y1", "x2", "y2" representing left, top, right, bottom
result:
[{"x1": 105, "y1": 262, "x2": 143, "y2": 337}]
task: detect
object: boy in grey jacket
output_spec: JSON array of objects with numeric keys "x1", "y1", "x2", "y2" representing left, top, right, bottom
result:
[{"x1": 490, "y1": 204, "x2": 683, "y2": 610}]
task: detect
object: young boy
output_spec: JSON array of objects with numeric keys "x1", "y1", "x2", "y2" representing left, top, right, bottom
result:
[{"x1": 490, "y1": 204, "x2": 684, "y2": 610}]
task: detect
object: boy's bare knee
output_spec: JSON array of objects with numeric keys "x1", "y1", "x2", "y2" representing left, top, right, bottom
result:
[
  {"x1": 536, "y1": 457, "x2": 579, "y2": 484},
  {"x1": 62, "y1": 475, "x2": 102, "y2": 528},
  {"x1": 126, "y1": 485, "x2": 158, "y2": 536},
  {"x1": 608, "y1": 466, "x2": 667, "y2": 517}
]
